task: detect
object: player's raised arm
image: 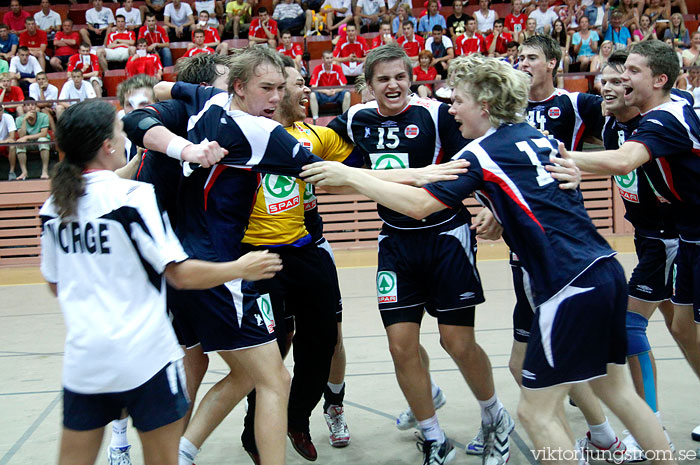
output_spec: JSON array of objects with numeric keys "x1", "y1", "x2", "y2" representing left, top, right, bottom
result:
[{"x1": 559, "y1": 140, "x2": 651, "y2": 176}]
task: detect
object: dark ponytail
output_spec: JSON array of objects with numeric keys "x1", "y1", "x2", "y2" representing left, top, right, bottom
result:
[{"x1": 51, "y1": 100, "x2": 117, "y2": 220}]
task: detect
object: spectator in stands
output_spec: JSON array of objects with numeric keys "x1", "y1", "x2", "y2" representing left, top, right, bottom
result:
[
  {"x1": 57, "y1": 69, "x2": 96, "y2": 118},
  {"x1": 682, "y1": 30, "x2": 700, "y2": 66},
  {"x1": 521, "y1": 16, "x2": 537, "y2": 41},
  {"x1": 34, "y1": 0, "x2": 62, "y2": 42},
  {"x1": 97, "y1": 15, "x2": 136, "y2": 72},
  {"x1": 248, "y1": 7, "x2": 278, "y2": 47},
  {"x1": 591, "y1": 39, "x2": 612, "y2": 93},
  {"x1": 354, "y1": 0, "x2": 386, "y2": 33},
  {"x1": 643, "y1": 0, "x2": 671, "y2": 36},
  {"x1": 0, "y1": 105, "x2": 16, "y2": 179},
  {"x1": 0, "y1": 24, "x2": 18, "y2": 63},
  {"x1": 278, "y1": 30, "x2": 304, "y2": 70},
  {"x1": 11, "y1": 98, "x2": 50, "y2": 180},
  {"x1": 412, "y1": 49, "x2": 437, "y2": 97},
  {"x1": 454, "y1": 16, "x2": 486, "y2": 57},
  {"x1": 583, "y1": 0, "x2": 607, "y2": 34},
  {"x1": 392, "y1": 4, "x2": 416, "y2": 35},
  {"x1": 333, "y1": 23, "x2": 368, "y2": 78},
  {"x1": 165, "y1": 0, "x2": 195, "y2": 42},
  {"x1": 418, "y1": 0, "x2": 447, "y2": 37},
  {"x1": 49, "y1": 20, "x2": 79, "y2": 72},
  {"x1": 384, "y1": 0, "x2": 405, "y2": 24},
  {"x1": 309, "y1": 50, "x2": 350, "y2": 124},
  {"x1": 140, "y1": 0, "x2": 167, "y2": 22},
  {"x1": 321, "y1": 0, "x2": 354, "y2": 36},
  {"x1": 0, "y1": 58, "x2": 6, "y2": 75},
  {"x1": 117, "y1": 0, "x2": 143, "y2": 32},
  {"x1": 486, "y1": 18, "x2": 511, "y2": 57},
  {"x1": 572, "y1": 15, "x2": 598, "y2": 70},
  {"x1": 9, "y1": 47, "x2": 42, "y2": 92},
  {"x1": 372, "y1": 20, "x2": 395, "y2": 47},
  {"x1": 0, "y1": 72, "x2": 25, "y2": 116},
  {"x1": 475, "y1": 0, "x2": 498, "y2": 35},
  {"x1": 447, "y1": 0, "x2": 467, "y2": 41},
  {"x1": 3, "y1": 0, "x2": 29, "y2": 37},
  {"x1": 125, "y1": 38, "x2": 163, "y2": 79},
  {"x1": 505, "y1": 40, "x2": 519, "y2": 67},
  {"x1": 529, "y1": 0, "x2": 558, "y2": 34},
  {"x1": 397, "y1": 20, "x2": 424, "y2": 66},
  {"x1": 28, "y1": 71, "x2": 57, "y2": 133},
  {"x1": 80, "y1": 0, "x2": 116, "y2": 47},
  {"x1": 664, "y1": 12, "x2": 690, "y2": 48},
  {"x1": 67, "y1": 43, "x2": 102, "y2": 98},
  {"x1": 273, "y1": 0, "x2": 314, "y2": 35},
  {"x1": 603, "y1": 10, "x2": 632, "y2": 49},
  {"x1": 224, "y1": 0, "x2": 252, "y2": 39},
  {"x1": 634, "y1": 14, "x2": 658, "y2": 41},
  {"x1": 138, "y1": 12, "x2": 173, "y2": 67},
  {"x1": 550, "y1": 19, "x2": 570, "y2": 77},
  {"x1": 425, "y1": 24, "x2": 453, "y2": 77},
  {"x1": 193, "y1": 0, "x2": 224, "y2": 37},
  {"x1": 183, "y1": 29, "x2": 215, "y2": 57},
  {"x1": 192, "y1": 11, "x2": 229, "y2": 54},
  {"x1": 19, "y1": 18, "x2": 47, "y2": 71},
  {"x1": 670, "y1": 0, "x2": 688, "y2": 15},
  {"x1": 504, "y1": 0, "x2": 527, "y2": 40}
]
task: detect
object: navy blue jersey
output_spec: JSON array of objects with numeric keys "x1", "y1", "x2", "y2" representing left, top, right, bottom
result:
[
  {"x1": 602, "y1": 115, "x2": 677, "y2": 238},
  {"x1": 328, "y1": 95, "x2": 470, "y2": 229},
  {"x1": 527, "y1": 89, "x2": 604, "y2": 150},
  {"x1": 671, "y1": 87, "x2": 694, "y2": 106},
  {"x1": 424, "y1": 123, "x2": 616, "y2": 305},
  {"x1": 627, "y1": 100, "x2": 700, "y2": 241}
]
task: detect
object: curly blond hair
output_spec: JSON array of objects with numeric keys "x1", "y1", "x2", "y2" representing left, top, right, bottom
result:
[{"x1": 448, "y1": 55, "x2": 529, "y2": 127}]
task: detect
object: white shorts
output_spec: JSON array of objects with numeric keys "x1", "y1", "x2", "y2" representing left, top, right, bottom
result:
[{"x1": 105, "y1": 47, "x2": 130, "y2": 61}]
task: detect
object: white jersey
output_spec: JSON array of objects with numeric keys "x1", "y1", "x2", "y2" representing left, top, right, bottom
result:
[
  {"x1": 116, "y1": 7, "x2": 143, "y2": 28},
  {"x1": 9, "y1": 55, "x2": 42, "y2": 76},
  {"x1": 40, "y1": 171, "x2": 187, "y2": 394},
  {"x1": 59, "y1": 79, "x2": 96, "y2": 102},
  {"x1": 29, "y1": 82, "x2": 59, "y2": 104}
]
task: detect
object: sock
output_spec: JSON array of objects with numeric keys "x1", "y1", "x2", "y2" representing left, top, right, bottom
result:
[
  {"x1": 324, "y1": 382, "x2": 345, "y2": 410},
  {"x1": 109, "y1": 418, "x2": 129, "y2": 449},
  {"x1": 478, "y1": 393, "x2": 504, "y2": 426},
  {"x1": 178, "y1": 437, "x2": 199, "y2": 465},
  {"x1": 430, "y1": 376, "x2": 439, "y2": 399},
  {"x1": 588, "y1": 417, "x2": 616, "y2": 448},
  {"x1": 419, "y1": 414, "x2": 446, "y2": 443},
  {"x1": 327, "y1": 381, "x2": 344, "y2": 394}
]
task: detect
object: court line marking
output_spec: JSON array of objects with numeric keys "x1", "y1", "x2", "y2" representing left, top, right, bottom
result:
[{"x1": 0, "y1": 393, "x2": 61, "y2": 465}]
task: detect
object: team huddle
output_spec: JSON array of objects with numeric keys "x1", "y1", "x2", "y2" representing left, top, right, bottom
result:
[{"x1": 39, "y1": 34, "x2": 699, "y2": 465}]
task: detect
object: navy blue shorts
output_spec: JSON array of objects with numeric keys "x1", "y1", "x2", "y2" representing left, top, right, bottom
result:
[
  {"x1": 169, "y1": 280, "x2": 276, "y2": 353},
  {"x1": 522, "y1": 258, "x2": 628, "y2": 389},
  {"x1": 63, "y1": 360, "x2": 189, "y2": 432},
  {"x1": 672, "y1": 239, "x2": 700, "y2": 323},
  {"x1": 376, "y1": 216, "x2": 484, "y2": 327},
  {"x1": 315, "y1": 90, "x2": 347, "y2": 105},
  {"x1": 511, "y1": 255, "x2": 535, "y2": 343},
  {"x1": 628, "y1": 233, "x2": 678, "y2": 302},
  {"x1": 315, "y1": 237, "x2": 343, "y2": 322}
]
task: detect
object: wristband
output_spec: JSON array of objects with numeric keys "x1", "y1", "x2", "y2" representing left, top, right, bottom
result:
[{"x1": 166, "y1": 136, "x2": 193, "y2": 161}]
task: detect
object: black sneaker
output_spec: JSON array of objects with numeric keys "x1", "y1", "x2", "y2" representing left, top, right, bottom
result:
[{"x1": 417, "y1": 438, "x2": 456, "y2": 465}]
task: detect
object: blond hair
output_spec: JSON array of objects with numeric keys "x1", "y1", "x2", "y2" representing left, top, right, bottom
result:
[{"x1": 448, "y1": 55, "x2": 529, "y2": 127}]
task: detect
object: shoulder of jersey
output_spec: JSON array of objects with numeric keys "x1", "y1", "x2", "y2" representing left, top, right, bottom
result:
[{"x1": 408, "y1": 93, "x2": 443, "y2": 112}]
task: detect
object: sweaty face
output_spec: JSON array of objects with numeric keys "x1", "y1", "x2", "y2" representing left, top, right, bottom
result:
[
  {"x1": 601, "y1": 66, "x2": 628, "y2": 114},
  {"x1": 368, "y1": 59, "x2": 411, "y2": 116},
  {"x1": 518, "y1": 45, "x2": 554, "y2": 92},
  {"x1": 237, "y1": 63, "x2": 285, "y2": 118},
  {"x1": 278, "y1": 66, "x2": 310, "y2": 122}
]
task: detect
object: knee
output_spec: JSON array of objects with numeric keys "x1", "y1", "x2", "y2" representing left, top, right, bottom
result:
[
  {"x1": 508, "y1": 356, "x2": 522, "y2": 385},
  {"x1": 439, "y1": 333, "x2": 476, "y2": 360},
  {"x1": 670, "y1": 317, "x2": 692, "y2": 344},
  {"x1": 388, "y1": 340, "x2": 420, "y2": 365},
  {"x1": 626, "y1": 312, "x2": 651, "y2": 356}
]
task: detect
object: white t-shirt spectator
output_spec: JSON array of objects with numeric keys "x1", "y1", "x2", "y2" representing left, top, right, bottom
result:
[
  {"x1": 195, "y1": 1, "x2": 219, "y2": 25},
  {"x1": 116, "y1": 7, "x2": 143, "y2": 28},
  {"x1": 34, "y1": 9, "x2": 62, "y2": 32},
  {"x1": 59, "y1": 79, "x2": 97, "y2": 102},
  {"x1": 529, "y1": 7, "x2": 558, "y2": 31},
  {"x1": 321, "y1": 0, "x2": 352, "y2": 17},
  {"x1": 357, "y1": 0, "x2": 385, "y2": 17},
  {"x1": 85, "y1": 7, "x2": 116, "y2": 29},
  {"x1": 164, "y1": 2, "x2": 194, "y2": 26},
  {"x1": 475, "y1": 9, "x2": 496, "y2": 34},
  {"x1": 9, "y1": 55, "x2": 43, "y2": 77},
  {"x1": 425, "y1": 35, "x2": 453, "y2": 51},
  {"x1": 0, "y1": 112, "x2": 16, "y2": 140},
  {"x1": 29, "y1": 82, "x2": 59, "y2": 103}
]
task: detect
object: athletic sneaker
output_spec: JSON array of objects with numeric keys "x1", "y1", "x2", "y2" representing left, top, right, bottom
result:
[
  {"x1": 622, "y1": 428, "x2": 675, "y2": 459},
  {"x1": 107, "y1": 445, "x2": 131, "y2": 465},
  {"x1": 417, "y1": 438, "x2": 456, "y2": 465},
  {"x1": 396, "y1": 388, "x2": 447, "y2": 431},
  {"x1": 692, "y1": 424, "x2": 700, "y2": 442},
  {"x1": 481, "y1": 410, "x2": 515, "y2": 465},
  {"x1": 465, "y1": 427, "x2": 484, "y2": 455},
  {"x1": 579, "y1": 431, "x2": 643, "y2": 463},
  {"x1": 324, "y1": 405, "x2": 350, "y2": 448}
]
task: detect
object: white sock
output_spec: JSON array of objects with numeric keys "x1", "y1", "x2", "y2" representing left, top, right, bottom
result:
[
  {"x1": 588, "y1": 417, "x2": 616, "y2": 448},
  {"x1": 327, "y1": 381, "x2": 344, "y2": 394},
  {"x1": 178, "y1": 437, "x2": 200, "y2": 465},
  {"x1": 109, "y1": 418, "x2": 129, "y2": 449},
  {"x1": 655, "y1": 411, "x2": 662, "y2": 425},
  {"x1": 478, "y1": 393, "x2": 504, "y2": 426},
  {"x1": 418, "y1": 414, "x2": 446, "y2": 443},
  {"x1": 429, "y1": 376, "x2": 439, "y2": 398}
]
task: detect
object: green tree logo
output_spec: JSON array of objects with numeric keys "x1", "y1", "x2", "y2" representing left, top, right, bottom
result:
[
  {"x1": 615, "y1": 171, "x2": 636, "y2": 189},
  {"x1": 377, "y1": 271, "x2": 396, "y2": 294},
  {"x1": 264, "y1": 175, "x2": 296, "y2": 198},
  {"x1": 374, "y1": 154, "x2": 407, "y2": 170}
]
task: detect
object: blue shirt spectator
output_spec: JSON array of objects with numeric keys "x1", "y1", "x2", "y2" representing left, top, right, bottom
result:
[
  {"x1": 418, "y1": 1, "x2": 446, "y2": 34},
  {"x1": 572, "y1": 29, "x2": 599, "y2": 57},
  {"x1": 0, "y1": 26, "x2": 19, "y2": 59},
  {"x1": 393, "y1": 14, "x2": 417, "y2": 34}
]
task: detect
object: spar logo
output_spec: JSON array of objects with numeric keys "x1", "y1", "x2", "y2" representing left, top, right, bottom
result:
[
  {"x1": 262, "y1": 174, "x2": 300, "y2": 214},
  {"x1": 256, "y1": 293, "x2": 275, "y2": 334},
  {"x1": 377, "y1": 271, "x2": 398, "y2": 303},
  {"x1": 303, "y1": 183, "x2": 317, "y2": 210},
  {"x1": 548, "y1": 107, "x2": 561, "y2": 119},
  {"x1": 370, "y1": 152, "x2": 409, "y2": 170},
  {"x1": 614, "y1": 171, "x2": 639, "y2": 202}
]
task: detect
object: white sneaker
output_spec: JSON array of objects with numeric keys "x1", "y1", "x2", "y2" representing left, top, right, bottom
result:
[
  {"x1": 620, "y1": 432, "x2": 648, "y2": 463},
  {"x1": 481, "y1": 410, "x2": 515, "y2": 465},
  {"x1": 465, "y1": 427, "x2": 484, "y2": 455},
  {"x1": 395, "y1": 388, "x2": 447, "y2": 431},
  {"x1": 692, "y1": 424, "x2": 700, "y2": 442},
  {"x1": 418, "y1": 438, "x2": 456, "y2": 465},
  {"x1": 324, "y1": 405, "x2": 350, "y2": 447},
  {"x1": 107, "y1": 446, "x2": 131, "y2": 465},
  {"x1": 580, "y1": 431, "x2": 645, "y2": 463}
]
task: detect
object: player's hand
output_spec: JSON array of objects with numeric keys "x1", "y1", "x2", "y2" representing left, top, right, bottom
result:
[
  {"x1": 236, "y1": 250, "x2": 283, "y2": 281},
  {"x1": 181, "y1": 140, "x2": 228, "y2": 168},
  {"x1": 546, "y1": 142, "x2": 581, "y2": 190},
  {"x1": 300, "y1": 161, "x2": 354, "y2": 187},
  {"x1": 412, "y1": 159, "x2": 470, "y2": 186},
  {"x1": 470, "y1": 207, "x2": 503, "y2": 240}
]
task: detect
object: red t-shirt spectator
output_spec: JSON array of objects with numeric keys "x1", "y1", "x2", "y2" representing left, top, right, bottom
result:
[
  {"x1": 67, "y1": 53, "x2": 101, "y2": 74},
  {"x1": 138, "y1": 25, "x2": 170, "y2": 47},
  {"x1": 191, "y1": 27, "x2": 220, "y2": 44},
  {"x1": 106, "y1": 30, "x2": 136, "y2": 48},
  {"x1": 249, "y1": 17, "x2": 278, "y2": 39},
  {"x1": 455, "y1": 33, "x2": 486, "y2": 55},
  {"x1": 19, "y1": 29, "x2": 48, "y2": 49},
  {"x1": 126, "y1": 53, "x2": 163, "y2": 77},
  {"x1": 277, "y1": 43, "x2": 303, "y2": 59},
  {"x1": 183, "y1": 46, "x2": 215, "y2": 57},
  {"x1": 504, "y1": 13, "x2": 527, "y2": 34},
  {"x1": 54, "y1": 30, "x2": 81, "y2": 57},
  {"x1": 1, "y1": 85, "x2": 25, "y2": 114},
  {"x1": 372, "y1": 35, "x2": 393, "y2": 49},
  {"x1": 486, "y1": 31, "x2": 512, "y2": 54},
  {"x1": 333, "y1": 36, "x2": 369, "y2": 60},
  {"x1": 397, "y1": 34, "x2": 425, "y2": 57},
  {"x1": 3, "y1": 11, "x2": 30, "y2": 33},
  {"x1": 413, "y1": 65, "x2": 437, "y2": 89},
  {"x1": 309, "y1": 64, "x2": 347, "y2": 87}
]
